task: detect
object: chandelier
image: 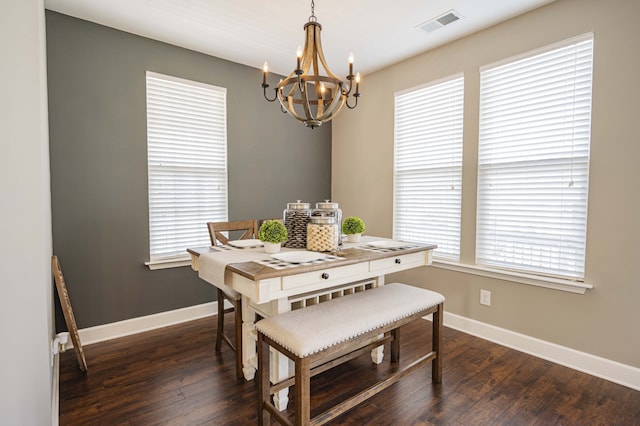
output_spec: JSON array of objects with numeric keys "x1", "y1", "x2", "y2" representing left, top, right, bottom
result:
[{"x1": 261, "y1": 0, "x2": 360, "y2": 129}]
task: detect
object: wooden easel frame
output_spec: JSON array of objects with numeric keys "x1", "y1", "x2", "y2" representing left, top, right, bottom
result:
[{"x1": 52, "y1": 255, "x2": 87, "y2": 372}]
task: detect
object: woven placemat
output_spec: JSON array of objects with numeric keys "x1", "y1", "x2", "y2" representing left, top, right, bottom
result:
[
  {"x1": 356, "y1": 244, "x2": 420, "y2": 253},
  {"x1": 255, "y1": 254, "x2": 343, "y2": 270}
]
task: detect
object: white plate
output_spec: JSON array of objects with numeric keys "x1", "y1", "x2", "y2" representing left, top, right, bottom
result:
[
  {"x1": 368, "y1": 240, "x2": 409, "y2": 248},
  {"x1": 271, "y1": 251, "x2": 327, "y2": 263},
  {"x1": 228, "y1": 239, "x2": 263, "y2": 248}
]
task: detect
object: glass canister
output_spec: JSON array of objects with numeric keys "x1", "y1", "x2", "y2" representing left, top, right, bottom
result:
[
  {"x1": 307, "y1": 215, "x2": 340, "y2": 252},
  {"x1": 283, "y1": 200, "x2": 311, "y2": 248},
  {"x1": 314, "y1": 200, "x2": 343, "y2": 246}
]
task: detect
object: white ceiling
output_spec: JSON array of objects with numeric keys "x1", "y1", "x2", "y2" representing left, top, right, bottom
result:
[{"x1": 44, "y1": 0, "x2": 555, "y2": 78}]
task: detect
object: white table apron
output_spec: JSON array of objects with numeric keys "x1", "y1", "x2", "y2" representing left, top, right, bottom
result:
[{"x1": 188, "y1": 236, "x2": 435, "y2": 411}]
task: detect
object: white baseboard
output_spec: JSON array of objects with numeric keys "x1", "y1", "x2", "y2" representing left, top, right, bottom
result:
[
  {"x1": 65, "y1": 301, "x2": 639, "y2": 392},
  {"x1": 442, "y1": 312, "x2": 640, "y2": 391},
  {"x1": 75, "y1": 302, "x2": 217, "y2": 346}
]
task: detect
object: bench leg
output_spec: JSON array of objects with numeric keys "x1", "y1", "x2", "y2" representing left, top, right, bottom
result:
[
  {"x1": 295, "y1": 356, "x2": 311, "y2": 426},
  {"x1": 391, "y1": 329, "x2": 400, "y2": 363},
  {"x1": 257, "y1": 332, "x2": 270, "y2": 426},
  {"x1": 432, "y1": 302, "x2": 443, "y2": 383}
]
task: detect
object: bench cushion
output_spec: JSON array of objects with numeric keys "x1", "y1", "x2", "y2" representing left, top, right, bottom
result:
[{"x1": 255, "y1": 283, "x2": 444, "y2": 357}]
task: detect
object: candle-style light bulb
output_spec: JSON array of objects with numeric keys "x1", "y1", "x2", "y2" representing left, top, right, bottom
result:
[
  {"x1": 262, "y1": 61, "x2": 269, "y2": 86},
  {"x1": 348, "y1": 52, "x2": 354, "y2": 76},
  {"x1": 296, "y1": 45, "x2": 302, "y2": 73},
  {"x1": 355, "y1": 72, "x2": 361, "y2": 94}
]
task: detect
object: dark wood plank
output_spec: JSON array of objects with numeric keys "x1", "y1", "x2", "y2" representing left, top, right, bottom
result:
[{"x1": 59, "y1": 314, "x2": 640, "y2": 425}]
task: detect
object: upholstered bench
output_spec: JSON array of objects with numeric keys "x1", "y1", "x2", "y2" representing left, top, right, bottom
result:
[{"x1": 256, "y1": 283, "x2": 445, "y2": 426}]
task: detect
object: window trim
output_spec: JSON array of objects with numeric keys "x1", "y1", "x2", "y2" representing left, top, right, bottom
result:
[
  {"x1": 432, "y1": 260, "x2": 593, "y2": 294},
  {"x1": 145, "y1": 254, "x2": 192, "y2": 270}
]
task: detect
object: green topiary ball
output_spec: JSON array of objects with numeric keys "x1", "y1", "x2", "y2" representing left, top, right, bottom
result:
[
  {"x1": 258, "y1": 220, "x2": 288, "y2": 243},
  {"x1": 342, "y1": 216, "x2": 365, "y2": 235}
]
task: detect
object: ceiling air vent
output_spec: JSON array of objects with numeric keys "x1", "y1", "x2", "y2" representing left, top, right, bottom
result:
[{"x1": 417, "y1": 10, "x2": 462, "y2": 33}]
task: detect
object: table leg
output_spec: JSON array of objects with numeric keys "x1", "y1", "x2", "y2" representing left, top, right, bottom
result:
[
  {"x1": 241, "y1": 296, "x2": 257, "y2": 381},
  {"x1": 370, "y1": 276, "x2": 386, "y2": 364},
  {"x1": 271, "y1": 297, "x2": 292, "y2": 411}
]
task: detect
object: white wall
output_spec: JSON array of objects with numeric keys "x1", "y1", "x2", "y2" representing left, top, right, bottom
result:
[
  {"x1": 333, "y1": 0, "x2": 640, "y2": 369},
  {"x1": 0, "y1": 0, "x2": 54, "y2": 424}
]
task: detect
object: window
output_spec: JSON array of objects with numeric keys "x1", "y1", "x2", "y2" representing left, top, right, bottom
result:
[
  {"x1": 146, "y1": 71, "x2": 228, "y2": 265},
  {"x1": 477, "y1": 34, "x2": 594, "y2": 279},
  {"x1": 394, "y1": 75, "x2": 464, "y2": 260}
]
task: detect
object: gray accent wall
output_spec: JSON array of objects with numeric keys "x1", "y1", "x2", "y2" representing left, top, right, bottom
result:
[{"x1": 46, "y1": 11, "x2": 331, "y2": 329}]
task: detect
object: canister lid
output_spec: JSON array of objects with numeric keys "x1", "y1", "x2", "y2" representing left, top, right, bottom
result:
[
  {"x1": 287, "y1": 200, "x2": 310, "y2": 210},
  {"x1": 316, "y1": 199, "x2": 339, "y2": 210},
  {"x1": 310, "y1": 216, "x2": 337, "y2": 224}
]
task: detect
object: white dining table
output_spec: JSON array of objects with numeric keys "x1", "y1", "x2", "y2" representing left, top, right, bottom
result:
[{"x1": 188, "y1": 235, "x2": 436, "y2": 411}]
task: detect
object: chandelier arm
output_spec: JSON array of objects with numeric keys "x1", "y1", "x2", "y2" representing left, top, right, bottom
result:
[
  {"x1": 343, "y1": 76, "x2": 354, "y2": 96},
  {"x1": 345, "y1": 94, "x2": 359, "y2": 109},
  {"x1": 262, "y1": 84, "x2": 278, "y2": 102}
]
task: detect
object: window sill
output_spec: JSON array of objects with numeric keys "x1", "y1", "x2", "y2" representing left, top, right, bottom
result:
[
  {"x1": 431, "y1": 260, "x2": 593, "y2": 294},
  {"x1": 145, "y1": 254, "x2": 192, "y2": 270}
]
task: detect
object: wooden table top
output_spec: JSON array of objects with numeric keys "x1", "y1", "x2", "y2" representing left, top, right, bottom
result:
[{"x1": 187, "y1": 240, "x2": 437, "y2": 282}]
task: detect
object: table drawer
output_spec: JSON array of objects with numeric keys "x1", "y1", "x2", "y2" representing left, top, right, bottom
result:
[
  {"x1": 281, "y1": 262, "x2": 369, "y2": 290},
  {"x1": 370, "y1": 252, "x2": 426, "y2": 273}
]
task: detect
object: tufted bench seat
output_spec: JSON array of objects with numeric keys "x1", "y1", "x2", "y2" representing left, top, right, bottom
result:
[{"x1": 256, "y1": 283, "x2": 445, "y2": 426}]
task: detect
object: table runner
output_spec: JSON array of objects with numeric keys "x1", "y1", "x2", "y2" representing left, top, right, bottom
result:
[{"x1": 198, "y1": 246, "x2": 345, "y2": 284}]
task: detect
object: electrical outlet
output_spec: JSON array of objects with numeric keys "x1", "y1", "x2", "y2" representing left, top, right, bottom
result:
[{"x1": 480, "y1": 289, "x2": 491, "y2": 306}]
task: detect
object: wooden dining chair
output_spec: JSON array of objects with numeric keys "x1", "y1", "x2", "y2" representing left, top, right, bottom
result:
[{"x1": 207, "y1": 219, "x2": 258, "y2": 380}]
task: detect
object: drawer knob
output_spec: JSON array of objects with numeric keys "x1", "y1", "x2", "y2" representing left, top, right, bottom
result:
[
  {"x1": 395, "y1": 258, "x2": 402, "y2": 264},
  {"x1": 321, "y1": 272, "x2": 330, "y2": 279}
]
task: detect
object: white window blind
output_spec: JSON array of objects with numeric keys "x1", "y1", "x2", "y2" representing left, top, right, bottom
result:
[
  {"x1": 146, "y1": 71, "x2": 228, "y2": 262},
  {"x1": 477, "y1": 34, "x2": 593, "y2": 279},
  {"x1": 394, "y1": 76, "x2": 464, "y2": 260}
]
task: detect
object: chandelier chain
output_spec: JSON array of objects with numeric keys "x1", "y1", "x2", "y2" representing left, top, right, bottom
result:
[{"x1": 309, "y1": 0, "x2": 317, "y2": 22}]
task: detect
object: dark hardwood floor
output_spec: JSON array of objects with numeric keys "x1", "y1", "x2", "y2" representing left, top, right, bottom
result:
[{"x1": 59, "y1": 313, "x2": 640, "y2": 425}]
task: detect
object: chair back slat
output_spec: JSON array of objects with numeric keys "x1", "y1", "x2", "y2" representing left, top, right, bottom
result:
[{"x1": 207, "y1": 220, "x2": 258, "y2": 246}]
